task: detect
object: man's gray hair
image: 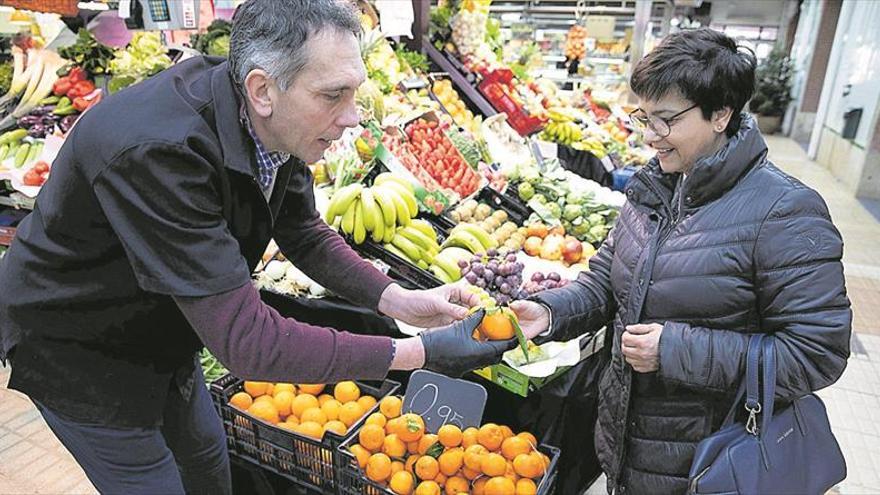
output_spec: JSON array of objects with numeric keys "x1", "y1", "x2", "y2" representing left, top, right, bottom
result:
[{"x1": 229, "y1": 0, "x2": 361, "y2": 91}]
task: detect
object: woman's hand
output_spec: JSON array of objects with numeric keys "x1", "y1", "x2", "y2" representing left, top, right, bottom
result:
[
  {"x1": 509, "y1": 300, "x2": 551, "y2": 339},
  {"x1": 622, "y1": 323, "x2": 663, "y2": 373}
]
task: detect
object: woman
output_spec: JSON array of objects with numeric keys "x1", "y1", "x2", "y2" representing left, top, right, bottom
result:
[{"x1": 513, "y1": 28, "x2": 851, "y2": 494}]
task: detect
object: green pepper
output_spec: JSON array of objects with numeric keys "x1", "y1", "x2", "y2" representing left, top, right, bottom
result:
[{"x1": 14, "y1": 143, "x2": 31, "y2": 168}]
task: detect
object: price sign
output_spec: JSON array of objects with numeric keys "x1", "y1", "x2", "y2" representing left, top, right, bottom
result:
[{"x1": 403, "y1": 370, "x2": 487, "y2": 433}]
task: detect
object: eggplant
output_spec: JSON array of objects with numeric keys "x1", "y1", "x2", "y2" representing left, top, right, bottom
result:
[
  {"x1": 27, "y1": 124, "x2": 45, "y2": 138},
  {"x1": 17, "y1": 115, "x2": 42, "y2": 128},
  {"x1": 59, "y1": 114, "x2": 79, "y2": 133},
  {"x1": 32, "y1": 105, "x2": 57, "y2": 115}
]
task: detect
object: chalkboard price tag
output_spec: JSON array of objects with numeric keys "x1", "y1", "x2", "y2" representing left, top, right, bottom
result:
[{"x1": 402, "y1": 370, "x2": 487, "y2": 433}]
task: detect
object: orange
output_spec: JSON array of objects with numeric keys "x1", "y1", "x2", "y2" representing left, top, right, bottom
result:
[
  {"x1": 359, "y1": 424, "x2": 386, "y2": 452},
  {"x1": 357, "y1": 395, "x2": 377, "y2": 411},
  {"x1": 477, "y1": 423, "x2": 504, "y2": 451},
  {"x1": 365, "y1": 412, "x2": 387, "y2": 428},
  {"x1": 380, "y1": 395, "x2": 403, "y2": 419},
  {"x1": 334, "y1": 381, "x2": 361, "y2": 403},
  {"x1": 366, "y1": 453, "x2": 392, "y2": 483},
  {"x1": 398, "y1": 413, "x2": 425, "y2": 443},
  {"x1": 407, "y1": 440, "x2": 420, "y2": 455},
  {"x1": 318, "y1": 393, "x2": 335, "y2": 406},
  {"x1": 323, "y1": 420, "x2": 346, "y2": 436},
  {"x1": 389, "y1": 470, "x2": 415, "y2": 495},
  {"x1": 339, "y1": 401, "x2": 366, "y2": 428},
  {"x1": 300, "y1": 407, "x2": 328, "y2": 426},
  {"x1": 445, "y1": 475, "x2": 469, "y2": 494},
  {"x1": 516, "y1": 478, "x2": 537, "y2": 495},
  {"x1": 264, "y1": 383, "x2": 274, "y2": 396},
  {"x1": 404, "y1": 454, "x2": 420, "y2": 474},
  {"x1": 461, "y1": 427, "x2": 479, "y2": 448},
  {"x1": 472, "y1": 477, "x2": 488, "y2": 495},
  {"x1": 438, "y1": 448, "x2": 464, "y2": 476},
  {"x1": 499, "y1": 425, "x2": 514, "y2": 439},
  {"x1": 244, "y1": 381, "x2": 270, "y2": 397},
  {"x1": 273, "y1": 383, "x2": 296, "y2": 396},
  {"x1": 481, "y1": 453, "x2": 507, "y2": 477},
  {"x1": 229, "y1": 392, "x2": 253, "y2": 410},
  {"x1": 501, "y1": 436, "x2": 531, "y2": 460},
  {"x1": 321, "y1": 399, "x2": 342, "y2": 421},
  {"x1": 417, "y1": 434, "x2": 440, "y2": 455},
  {"x1": 254, "y1": 395, "x2": 275, "y2": 406},
  {"x1": 383, "y1": 433, "x2": 407, "y2": 459},
  {"x1": 414, "y1": 480, "x2": 441, "y2": 495},
  {"x1": 516, "y1": 432, "x2": 538, "y2": 448},
  {"x1": 484, "y1": 476, "x2": 516, "y2": 495},
  {"x1": 386, "y1": 417, "x2": 403, "y2": 436},
  {"x1": 438, "y1": 424, "x2": 463, "y2": 448},
  {"x1": 297, "y1": 383, "x2": 325, "y2": 395},
  {"x1": 434, "y1": 473, "x2": 447, "y2": 486},
  {"x1": 272, "y1": 391, "x2": 295, "y2": 418},
  {"x1": 478, "y1": 311, "x2": 515, "y2": 340},
  {"x1": 461, "y1": 465, "x2": 481, "y2": 480},
  {"x1": 285, "y1": 416, "x2": 300, "y2": 426},
  {"x1": 297, "y1": 421, "x2": 324, "y2": 440},
  {"x1": 391, "y1": 460, "x2": 405, "y2": 475},
  {"x1": 278, "y1": 422, "x2": 298, "y2": 432},
  {"x1": 512, "y1": 452, "x2": 545, "y2": 479},
  {"x1": 349, "y1": 444, "x2": 370, "y2": 469},
  {"x1": 505, "y1": 461, "x2": 519, "y2": 483},
  {"x1": 415, "y1": 455, "x2": 440, "y2": 481},
  {"x1": 247, "y1": 401, "x2": 280, "y2": 424},
  {"x1": 290, "y1": 394, "x2": 319, "y2": 419},
  {"x1": 464, "y1": 444, "x2": 488, "y2": 471}
]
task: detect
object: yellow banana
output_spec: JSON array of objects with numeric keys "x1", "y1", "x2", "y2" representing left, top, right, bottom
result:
[
  {"x1": 381, "y1": 181, "x2": 418, "y2": 218},
  {"x1": 429, "y1": 264, "x2": 454, "y2": 283},
  {"x1": 341, "y1": 200, "x2": 357, "y2": 234},
  {"x1": 360, "y1": 187, "x2": 379, "y2": 231},
  {"x1": 433, "y1": 250, "x2": 464, "y2": 281},
  {"x1": 417, "y1": 259, "x2": 429, "y2": 270},
  {"x1": 353, "y1": 199, "x2": 366, "y2": 244},
  {"x1": 398, "y1": 226, "x2": 440, "y2": 254},
  {"x1": 325, "y1": 183, "x2": 362, "y2": 224},
  {"x1": 382, "y1": 220, "x2": 396, "y2": 243},
  {"x1": 374, "y1": 172, "x2": 414, "y2": 193},
  {"x1": 371, "y1": 215, "x2": 385, "y2": 243},
  {"x1": 384, "y1": 243, "x2": 417, "y2": 264},
  {"x1": 391, "y1": 233, "x2": 422, "y2": 262},
  {"x1": 409, "y1": 219, "x2": 438, "y2": 243},
  {"x1": 441, "y1": 230, "x2": 485, "y2": 254},
  {"x1": 451, "y1": 223, "x2": 498, "y2": 250},
  {"x1": 371, "y1": 186, "x2": 397, "y2": 227},
  {"x1": 376, "y1": 185, "x2": 411, "y2": 226}
]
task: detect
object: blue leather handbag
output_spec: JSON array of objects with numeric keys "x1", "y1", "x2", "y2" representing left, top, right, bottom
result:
[{"x1": 688, "y1": 335, "x2": 846, "y2": 494}]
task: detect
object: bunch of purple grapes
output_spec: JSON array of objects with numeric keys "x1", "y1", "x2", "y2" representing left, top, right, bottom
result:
[
  {"x1": 459, "y1": 248, "x2": 527, "y2": 304},
  {"x1": 522, "y1": 272, "x2": 570, "y2": 295}
]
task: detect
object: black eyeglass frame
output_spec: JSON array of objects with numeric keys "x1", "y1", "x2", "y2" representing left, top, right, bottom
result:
[{"x1": 628, "y1": 103, "x2": 700, "y2": 138}]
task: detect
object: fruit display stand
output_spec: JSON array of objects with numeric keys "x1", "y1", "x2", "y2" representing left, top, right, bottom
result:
[{"x1": 210, "y1": 375, "x2": 400, "y2": 495}]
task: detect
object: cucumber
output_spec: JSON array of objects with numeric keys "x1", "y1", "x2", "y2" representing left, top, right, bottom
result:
[
  {"x1": 0, "y1": 129, "x2": 27, "y2": 146},
  {"x1": 25, "y1": 141, "x2": 42, "y2": 164},
  {"x1": 0, "y1": 144, "x2": 8, "y2": 161},
  {"x1": 14, "y1": 143, "x2": 30, "y2": 168}
]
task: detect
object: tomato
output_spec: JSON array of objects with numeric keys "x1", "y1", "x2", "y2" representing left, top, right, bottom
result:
[
  {"x1": 23, "y1": 170, "x2": 43, "y2": 186},
  {"x1": 33, "y1": 161, "x2": 50, "y2": 174}
]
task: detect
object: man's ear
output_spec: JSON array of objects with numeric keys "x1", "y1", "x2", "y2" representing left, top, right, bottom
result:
[
  {"x1": 712, "y1": 106, "x2": 734, "y2": 131},
  {"x1": 244, "y1": 69, "x2": 273, "y2": 118}
]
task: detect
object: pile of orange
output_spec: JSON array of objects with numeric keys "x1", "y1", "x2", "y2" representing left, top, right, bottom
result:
[
  {"x1": 348, "y1": 395, "x2": 549, "y2": 495},
  {"x1": 228, "y1": 380, "x2": 377, "y2": 441}
]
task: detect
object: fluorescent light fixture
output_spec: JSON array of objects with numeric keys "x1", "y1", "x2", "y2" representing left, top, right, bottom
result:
[{"x1": 78, "y1": 2, "x2": 110, "y2": 10}]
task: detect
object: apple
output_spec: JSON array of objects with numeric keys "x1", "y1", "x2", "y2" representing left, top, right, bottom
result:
[
  {"x1": 526, "y1": 222, "x2": 549, "y2": 239},
  {"x1": 524, "y1": 236, "x2": 543, "y2": 257},
  {"x1": 540, "y1": 234, "x2": 564, "y2": 261},
  {"x1": 548, "y1": 224, "x2": 566, "y2": 237},
  {"x1": 562, "y1": 236, "x2": 583, "y2": 264}
]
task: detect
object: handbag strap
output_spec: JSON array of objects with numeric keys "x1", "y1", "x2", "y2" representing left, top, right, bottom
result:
[
  {"x1": 721, "y1": 334, "x2": 764, "y2": 427},
  {"x1": 760, "y1": 337, "x2": 777, "y2": 436}
]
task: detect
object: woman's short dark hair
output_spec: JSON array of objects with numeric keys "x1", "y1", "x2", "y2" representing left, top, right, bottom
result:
[{"x1": 630, "y1": 28, "x2": 757, "y2": 137}]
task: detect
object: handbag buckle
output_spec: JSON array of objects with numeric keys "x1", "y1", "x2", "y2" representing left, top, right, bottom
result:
[{"x1": 745, "y1": 402, "x2": 762, "y2": 435}]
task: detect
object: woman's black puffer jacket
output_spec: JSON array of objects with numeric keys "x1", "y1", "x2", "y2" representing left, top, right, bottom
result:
[{"x1": 534, "y1": 114, "x2": 852, "y2": 494}]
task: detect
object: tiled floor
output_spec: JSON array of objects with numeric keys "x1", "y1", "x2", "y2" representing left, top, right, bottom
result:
[{"x1": 2, "y1": 135, "x2": 880, "y2": 495}]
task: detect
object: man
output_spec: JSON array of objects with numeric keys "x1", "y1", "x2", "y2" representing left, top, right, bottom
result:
[{"x1": 0, "y1": 1, "x2": 512, "y2": 492}]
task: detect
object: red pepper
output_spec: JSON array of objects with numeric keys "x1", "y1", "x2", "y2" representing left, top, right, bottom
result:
[
  {"x1": 67, "y1": 80, "x2": 96, "y2": 99},
  {"x1": 67, "y1": 66, "x2": 86, "y2": 83},
  {"x1": 53, "y1": 78, "x2": 72, "y2": 96},
  {"x1": 23, "y1": 170, "x2": 43, "y2": 186},
  {"x1": 72, "y1": 96, "x2": 90, "y2": 112}
]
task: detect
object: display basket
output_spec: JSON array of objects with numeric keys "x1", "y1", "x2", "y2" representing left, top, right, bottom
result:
[{"x1": 209, "y1": 375, "x2": 400, "y2": 494}]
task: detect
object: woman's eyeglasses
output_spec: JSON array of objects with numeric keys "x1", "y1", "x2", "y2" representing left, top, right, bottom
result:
[{"x1": 628, "y1": 103, "x2": 699, "y2": 138}]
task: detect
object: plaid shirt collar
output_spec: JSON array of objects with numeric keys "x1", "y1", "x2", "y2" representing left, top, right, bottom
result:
[{"x1": 239, "y1": 105, "x2": 290, "y2": 192}]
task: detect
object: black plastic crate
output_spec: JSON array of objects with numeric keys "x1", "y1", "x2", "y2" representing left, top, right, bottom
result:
[
  {"x1": 210, "y1": 375, "x2": 400, "y2": 494},
  {"x1": 478, "y1": 186, "x2": 532, "y2": 226},
  {"x1": 336, "y1": 430, "x2": 561, "y2": 495}
]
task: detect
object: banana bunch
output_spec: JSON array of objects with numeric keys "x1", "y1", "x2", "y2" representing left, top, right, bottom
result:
[
  {"x1": 324, "y1": 173, "x2": 419, "y2": 244},
  {"x1": 383, "y1": 220, "x2": 441, "y2": 270},
  {"x1": 571, "y1": 137, "x2": 608, "y2": 158},
  {"x1": 428, "y1": 247, "x2": 472, "y2": 283},
  {"x1": 540, "y1": 120, "x2": 584, "y2": 146},
  {"x1": 441, "y1": 223, "x2": 498, "y2": 255}
]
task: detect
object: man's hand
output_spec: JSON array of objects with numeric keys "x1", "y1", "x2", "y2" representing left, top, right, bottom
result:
[
  {"x1": 622, "y1": 323, "x2": 663, "y2": 373},
  {"x1": 379, "y1": 282, "x2": 480, "y2": 328},
  {"x1": 419, "y1": 310, "x2": 516, "y2": 377},
  {"x1": 509, "y1": 300, "x2": 551, "y2": 340}
]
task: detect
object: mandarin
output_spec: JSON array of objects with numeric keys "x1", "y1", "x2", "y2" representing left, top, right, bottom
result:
[
  {"x1": 379, "y1": 395, "x2": 403, "y2": 419},
  {"x1": 359, "y1": 424, "x2": 386, "y2": 452},
  {"x1": 481, "y1": 453, "x2": 507, "y2": 477},
  {"x1": 321, "y1": 399, "x2": 342, "y2": 421},
  {"x1": 445, "y1": 475, "x2": 469, "y2": 494},
  {"x1": 339, "y1": 401, "x2": 366, "y2": 427},
  {"x1": 417, "y1": 433, "x2": 440, "y2": 455},
  {"x1": 349, "y1": 444, "x2": 370, "y2": 469},
  {"x1": 477, "y1": 423, "x2": 504, "y2": 451},
  {"x1": 229, "y1": 392, "x2": 253, "y2": 410},
  {"x1": 247, "y1": 401, "x2": 279, "y2": 424},
  {"x1": 272, "y1": 391, "x2": 295, "y2": 418},
  {"x1": 290, "y1": 394, "x2": 319, "y2": 418},
  {"x1": 398, "y1": 413, "x2": 425, "y2": 442},
  {"x1": 484, "y1": 476, "x2": 516, "y2": 495},
  {"x1": 389, "y1": 470, "x2": 415, "y2": 495},
  {"x1": 516, "y1": 478, "x2": 537, "y2": 495},
  {"x1": 323, "y1": 420, "x2": 346, "y2": 436},
  {"x1": 415, "y1": 455, "x2": 440, "y2": 481},
  {"x1": 438, "y1": 424, "x2": 463, "y2": 448},
  {"x1": 366, "y1": 453, "x2": 392, "y2": 483},
  {"x1": 501, "y1": 435, "x2": 531, "y2": 460},
  {"x1": 414, "y1": 480, "x2": 441, "y2": 495},
  {"x1": 357, "y1": 395, "x2": 377, "y2": 411},
  {"x1": 297, "y1": 383, "x2": 325, "y2": 395},
  {"x1": 334, "y1": 381, "x2": 361, "y2": 403},
  {"x1": 300, "y1": 407, "x2": 328, "y2": 426},
  {"x1": 438, "y1": 448, "x2": 464, "y2": 476},
  {"x1": 383, "y1": 433, "x2": 407, "y2": 458}
]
